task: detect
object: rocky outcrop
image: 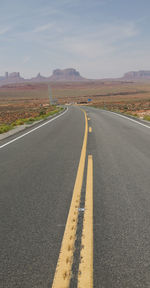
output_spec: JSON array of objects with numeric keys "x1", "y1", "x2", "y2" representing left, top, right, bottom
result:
[
  {"x1": 8, "y1": 72, "x2": 21, "y2": 78},
  {"x1": 49, "y1": 68, "x2": 85, "y2": 81},
  {"x1": 0, "y1": 68, "x2": 86, "y2": 86},
  {"x1": 0, "y1": 72, "x2": 24, "y2": 85},
  {"x1": 1, "y1": 69, "x2": 150, "y2": 86},
  {"x1": 123, "y1": 71, "x2": 150, "y2": 80},
  {"x1": 29, "y1": 73, "x2": 48, "y2": 82}
]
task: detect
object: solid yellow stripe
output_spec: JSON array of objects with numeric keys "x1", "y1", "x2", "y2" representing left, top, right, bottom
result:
[
  {"x1": 52, "y1": 108, "x2": 88, "y2": 288},
  {"x1": 78, "y1": 155, "x2": 93, "y2": 288},
  {"x1": 89, "y1": 127, "x2": 92, "y2": 133}
]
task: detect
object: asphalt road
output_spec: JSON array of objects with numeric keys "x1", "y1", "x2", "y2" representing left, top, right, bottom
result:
[{"x1": 0, "y1": 106, "x2": 150, "y2": 288}]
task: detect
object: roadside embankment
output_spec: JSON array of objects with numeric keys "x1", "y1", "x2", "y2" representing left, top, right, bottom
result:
[{"x1": 0, "y1": 106, "x2": 64, "y2": 141}]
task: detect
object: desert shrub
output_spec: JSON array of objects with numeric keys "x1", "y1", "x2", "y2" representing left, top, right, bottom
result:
[
  {"x1": 132, "y1": 113, "x2": 139, "y2": 117},
  {"x1": 0, "y1": 125, "x2": 12, "y2": 134},
  {"x1": 14, "y1": 119, "x2": 26, "y2": 125},
  {"x1": 0, "y1": 107, "x2": 62, "y2": 133},
  {"x1": 143, "y1": 115, "x2": 150, "y2": 121},
  {"x1": 123, "y1": 105, "x2": 128, "y2": 110},
  {"x1": 39, "y1": 110, "x2": 46, "y2": 116}
]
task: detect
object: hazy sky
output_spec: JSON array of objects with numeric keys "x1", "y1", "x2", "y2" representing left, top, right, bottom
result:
[{"x1": 0, "y1": 0, "x2": 150, "y2": 79}]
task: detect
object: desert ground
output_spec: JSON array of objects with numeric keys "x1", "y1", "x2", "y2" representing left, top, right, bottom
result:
[{"x1": 0, "y1": 80, "x2": 150, "y2": 126}]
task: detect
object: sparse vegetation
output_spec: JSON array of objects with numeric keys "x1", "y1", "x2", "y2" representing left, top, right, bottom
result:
[
  {"x1": 0, "y1": 107, "x2": 63, "y2": 134},
  {"x1": 143, "y1": 115, "x2": 150, "y2": 121},
  {"x1": 0, "y1": 81, "x2": 150, "y2": 133},
  {"x1": 0, "y1": 124, "x2": 13, "y2": 134}
]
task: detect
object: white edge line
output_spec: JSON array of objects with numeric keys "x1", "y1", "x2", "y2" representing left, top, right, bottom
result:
[
  {"x1": 105, "y1": 110, "x2": 150, "y2": 129},
  {"x1": 0, "y1": 108, "x2": 68, "y2": 149}
]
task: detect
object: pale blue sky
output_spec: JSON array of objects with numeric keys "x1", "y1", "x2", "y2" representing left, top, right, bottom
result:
[{"x1": 0, "y1": 0, "x2": 150, "y2": 78}]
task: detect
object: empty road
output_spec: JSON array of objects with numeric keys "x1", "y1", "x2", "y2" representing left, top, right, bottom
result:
[{"x1": 0, "y1": 106, "x2": 150, "y2": 288}]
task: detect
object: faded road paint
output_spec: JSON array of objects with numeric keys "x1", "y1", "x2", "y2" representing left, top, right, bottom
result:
[
  {"x1": 78, "y1": 155, "x2": 93, "y2": 288},
  {"x1": 52, "y1": 108, "x2": 88, "y2": 288},
  {"x1": 89, "y1": 127, "x2": 92, "y2": 133}
]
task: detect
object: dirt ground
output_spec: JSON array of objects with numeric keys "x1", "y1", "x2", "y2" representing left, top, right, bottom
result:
[
  {"x1": 0, "y1": 81, "x2": 150, "y2": 124},
  {"x1": 0, "y1": 83, "x2": 51, "y2": 124}
]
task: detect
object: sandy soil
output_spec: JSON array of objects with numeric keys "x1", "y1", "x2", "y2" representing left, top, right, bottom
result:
[{"x1": 0, "y1": 81, "x2": 150, "y2": 124}]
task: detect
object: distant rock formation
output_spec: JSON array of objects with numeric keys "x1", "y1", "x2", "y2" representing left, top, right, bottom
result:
[
  {"x1": 0, "y1": 68, "x2": 86, "y2": 86},
  {"x1": 49, "y1": 68, "x2": 85, "y2": 81},
  {"x1": 1, "y1": 69, "x2": 150, "y2": 86},
  {"x1": 29, "y1": 73, "x2": 48, "y2": 82},
  {"x1": 123, "y1": 71, "x2": 150, "y2": 81},
  {"x1": 0, "y1": 72, "x2": 24, "y2": 86},
  {"x1": 8, "y1": 72, "x2": 20, "y2": 78}
]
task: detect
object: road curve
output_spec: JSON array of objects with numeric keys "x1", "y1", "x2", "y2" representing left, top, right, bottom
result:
[{"x1": 0, "y1": 105, "x2": 150, "y2": 288}]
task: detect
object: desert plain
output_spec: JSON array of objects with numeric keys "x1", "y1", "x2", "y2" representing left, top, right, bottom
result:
[{"x1": 0, "y1": 80, "x2": 150, "y2": 129}]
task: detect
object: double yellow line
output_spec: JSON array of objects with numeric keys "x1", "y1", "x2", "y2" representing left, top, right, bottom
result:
[
  {"x1": 52, "y1": 109, "x2": 93, "y2": 288},
  {"x1": 78, "y1": 155, "x2": 93, "y2": 287}
]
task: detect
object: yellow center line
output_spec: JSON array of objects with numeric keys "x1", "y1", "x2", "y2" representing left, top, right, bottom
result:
[
  {"x1": 52, "y1": 108, "x2": 88, "y2": 288},
  {"x1": 78, "y1": 155, "x2": 93, "y2": 288},
  {"x1": 89, "y1": 127, "x2": 92, "y2": 133}
]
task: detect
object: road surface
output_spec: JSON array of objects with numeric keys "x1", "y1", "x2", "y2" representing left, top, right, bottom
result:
[{"x1": 0, "y1": 106, "x2": 150, "y2": 288}]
